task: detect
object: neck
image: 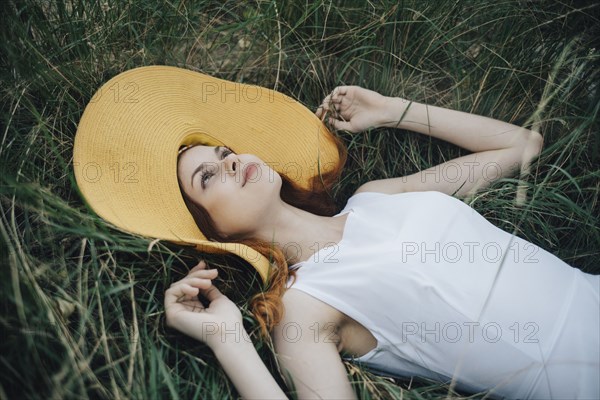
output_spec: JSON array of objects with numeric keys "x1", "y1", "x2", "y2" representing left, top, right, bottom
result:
[{"x1": 253, "y1": 198, "x2": 347, "y2": 266}]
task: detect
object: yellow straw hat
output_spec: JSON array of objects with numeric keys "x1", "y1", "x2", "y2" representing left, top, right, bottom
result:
[{"x1": 72, "y1": 66, "x2": 342, "y2": 284}]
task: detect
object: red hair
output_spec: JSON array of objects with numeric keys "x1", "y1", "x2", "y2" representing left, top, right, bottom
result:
[{"x1": 177, "y1": 135, "x2": 348, "y2": 339}]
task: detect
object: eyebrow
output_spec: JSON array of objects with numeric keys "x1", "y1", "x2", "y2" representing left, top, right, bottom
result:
[{"x1": 190, "y1": 146, "x2": 222, "y2": 188}]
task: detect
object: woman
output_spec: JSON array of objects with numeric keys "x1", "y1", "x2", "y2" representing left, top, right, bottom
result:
[
  {"x1": 165, "y1": 87, "x2": 598, "y2": 398},
  {"x1": 169, "y1": 88, "x2": 599, "y2": 398}
]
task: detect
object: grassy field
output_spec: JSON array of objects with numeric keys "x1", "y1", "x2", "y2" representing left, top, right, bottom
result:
[{"x1": 1, "y1": 0, "x2": 599, "y2": 398}]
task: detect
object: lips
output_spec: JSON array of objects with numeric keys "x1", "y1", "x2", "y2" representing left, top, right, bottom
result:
[{"x1": 243, "y1": 164, "x2": 256, "y2": 187}]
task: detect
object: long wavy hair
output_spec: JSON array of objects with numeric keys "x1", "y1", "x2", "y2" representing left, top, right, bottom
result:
[{"x1": 177, "y1": 135, "x2": 348, "y2": 339}]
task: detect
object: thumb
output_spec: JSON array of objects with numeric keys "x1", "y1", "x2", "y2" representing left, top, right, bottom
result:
[
  {"x1": 329, "y1": 117, "x2": 357, "y2": 133},
  {"x1": 199, "y1": 283, "x2": 225, "y2": 303},
  {"x1": 315, "y1": 106, "x2": 324, "y2": 119}
]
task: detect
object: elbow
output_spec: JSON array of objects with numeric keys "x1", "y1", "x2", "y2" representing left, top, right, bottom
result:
[
  {"x1": 529, "y1": 129, "x2": 544, "y2": 157},
  {"x1": 517, "y1": 130, "x2": 544, "y2": 168}
]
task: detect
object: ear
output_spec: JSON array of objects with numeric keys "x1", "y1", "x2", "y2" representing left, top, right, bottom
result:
[{"x1": 215, "y1": 226, "x2": 230, "y2": 241}]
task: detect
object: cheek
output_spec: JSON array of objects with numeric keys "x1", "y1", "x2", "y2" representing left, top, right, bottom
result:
[
  {"x1": 246, "y1": 171, "x2": 279, "y2": 200},
  {"x1": 205, "y1": 186, "x2": 239, "y2": 217},
  {"x1": 250, "y1": 164, "x2": 279, "y2": 187}
]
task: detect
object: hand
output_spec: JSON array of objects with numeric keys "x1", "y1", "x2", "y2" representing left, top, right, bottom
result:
[
  {"x1": 164, "y1": 260, "x2": 246, "y2": 349},
  {"x1": 316, "y1": 86, "x2": 390, "y2": 133}
]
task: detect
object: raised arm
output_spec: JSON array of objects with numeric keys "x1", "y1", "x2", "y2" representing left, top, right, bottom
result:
[
  {"x1": 164, "y1": 261, "x2": 287, "y2": 399},
  {"x1": 317, "y1": 86, "x2": 543, "y2": 199}
]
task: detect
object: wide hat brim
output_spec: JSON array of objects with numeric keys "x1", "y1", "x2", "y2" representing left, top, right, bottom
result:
[{"x1": 73, "y1": 66, "x2": 341, "y2": 284}]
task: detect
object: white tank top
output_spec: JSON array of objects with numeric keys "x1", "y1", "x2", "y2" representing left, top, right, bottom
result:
[{"x1": 286, "y1": 191, "x2": 599, "y2": 399}]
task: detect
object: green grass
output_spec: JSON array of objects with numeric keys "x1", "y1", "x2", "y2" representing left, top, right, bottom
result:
[{"x1": 1, "y1": 0, "x2": 598, "y2": 398}]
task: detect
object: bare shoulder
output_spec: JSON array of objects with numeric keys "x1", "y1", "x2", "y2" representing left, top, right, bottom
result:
[
  {"x1": 352, "y1": 178, "x2": 407, "y2": 196},
  {"x1": 273, "y1": 289, "x2": 344, "y2": 349},
  {"x1": 280, "y1": 288, "x2": 343, "y2": 326},
  {"x1": 272, "y1": 290, "x2": 357, "y2": 399}
]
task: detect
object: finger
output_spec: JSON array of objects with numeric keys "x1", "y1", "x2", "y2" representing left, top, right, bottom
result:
[
  {"x1": 189, "y1": 268, "x2": 218, "y2": 279},
  {"x1": 324, "y1": 100, "x2": 339, "y2": 116},
  {"x1": 180, "y1": 283, "x2": 200, "y2": 297},
  {"x1": 170, "y1": 273, "x2": 214, "y2": 289},
  {"x1": 170, "y1": 268, "x2": 216, "y2": 289},
  {"x1": 320, "y1": 103, "x2": 335, "y2": 117},
  {"x1": 330, "y1": 92, "x2": 344, "y2": 104},
  {"x1": 189, "y1": 260, "x2": 208, "y2": 273},
  {"x1": 186, "y1": 269, "x2": 219, "y2": 287},
  {"x1": 182, "y1": 276, "x2": 214, "y2": 289},
  {"x1": 315, "y1": 106, "x2": 323, "y2": 118},
  {"x1": 199, "y1": 283, "x2": 225, "y2": 303},
  {"x1": 331, "y1": 86, "x2": 347, "y2": 100},
  {"x1": 165, "y1": 283, "x2": 199, "y2": 305},
  {"x1": 328, "y1": 117, "x2": 356, "y2": 133},
  {"x1": 321, "y1": 94, "x2": 332, "y2": 110},
  {"x1": 328, "y1": 94, "x2": 343, "y2": 105},
  {"x1": 318, "y1": 109, "x2": 330, "y2": 123}
]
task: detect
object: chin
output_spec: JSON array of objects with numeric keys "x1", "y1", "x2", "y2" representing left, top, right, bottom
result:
[
  {"x1": 260, "y1": 164, "x2": 281, "y2": 187},
  {"x1": 273, "y1": 173, "x2": 283, "y2": 192}
]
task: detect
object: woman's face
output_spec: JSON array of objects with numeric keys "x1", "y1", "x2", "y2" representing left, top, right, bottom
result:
[{"x1": 177, "y1": 145, "x2": 282, "y2": 237}]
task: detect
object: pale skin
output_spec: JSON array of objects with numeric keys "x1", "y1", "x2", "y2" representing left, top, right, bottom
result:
[{"x1": 166, "y1": 86, "x2": 544, "y2": 399}]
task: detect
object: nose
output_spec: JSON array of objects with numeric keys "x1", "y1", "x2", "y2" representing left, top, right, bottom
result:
[{"x1": 223, "y1": 152, "x2": 240, "y2": 178}]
